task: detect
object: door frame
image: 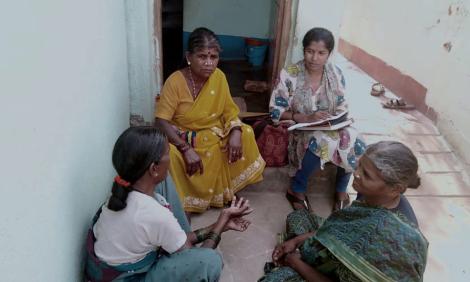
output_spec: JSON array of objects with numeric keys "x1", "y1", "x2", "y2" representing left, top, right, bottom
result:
[
  {"x1": 153, "y1": 0, "x2": 292, "y2": 93},
  {"x1": 153, "y1": 0, "x2": 163, "y2": 95},
  {"x1": 268, "y1": 0, "x2": 292, "y2": 91}
]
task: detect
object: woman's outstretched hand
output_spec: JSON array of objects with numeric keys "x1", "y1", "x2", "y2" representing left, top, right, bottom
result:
[
  {"x1": 221, "y1": 196, "x2": 253, "y2": 219},
  {"x1": 183, "y1": 148, "x2": 204, "y2": 176},
  {"x1": 223, "y1": 217, "x2": 251, "y2": 232}
]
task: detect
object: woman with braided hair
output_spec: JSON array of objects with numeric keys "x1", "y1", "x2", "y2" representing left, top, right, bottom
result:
[{"x1": 85, "y1": 126, "x2": 253, "y2": 281}]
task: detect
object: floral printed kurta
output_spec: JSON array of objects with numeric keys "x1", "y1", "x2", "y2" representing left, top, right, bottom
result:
[{"x1": 269, "y1": 61, "x2": 366, "y2": 174}]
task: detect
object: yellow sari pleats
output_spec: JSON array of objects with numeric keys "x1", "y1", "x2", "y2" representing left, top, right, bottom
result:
[{"x1": 169, "y1": 69, "x2": 265, "y2": 212}]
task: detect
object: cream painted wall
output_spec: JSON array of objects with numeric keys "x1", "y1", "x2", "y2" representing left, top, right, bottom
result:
[
  {"x1": 287, "y1": 0, "x2": 346, "y2": 65},
  {"x1": 340, "y1": 0, "x2": 470, "y2": 169},
  {"x1": 0, "y1": 0, "x2": 129, "y2": 280},
  {"x1": 183, "y1": 0, "x2": 273, "y2": 38}
]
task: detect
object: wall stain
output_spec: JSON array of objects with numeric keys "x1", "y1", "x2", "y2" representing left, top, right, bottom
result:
[
  {"x1": 448, "y1": 3, "x2": 469, "y2": 17},
  {"x1": 443, "y1": 41, "x2": 453, "y2": 52}
]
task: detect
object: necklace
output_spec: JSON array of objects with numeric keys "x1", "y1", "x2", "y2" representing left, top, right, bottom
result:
[{"x1": 188, "y1": 67, "x2": 198, "y2": 99}]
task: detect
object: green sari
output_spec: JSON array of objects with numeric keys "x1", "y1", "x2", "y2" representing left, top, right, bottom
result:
[{"x1": 261, "y1": 201, "x2": 428, "y2": 282}]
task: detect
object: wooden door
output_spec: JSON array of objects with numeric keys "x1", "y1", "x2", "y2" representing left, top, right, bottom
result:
[{"x1": 267, "y1": 0, "x2": 292, "y2": 91}]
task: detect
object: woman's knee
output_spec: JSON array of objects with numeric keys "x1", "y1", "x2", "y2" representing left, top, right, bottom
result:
[
  {"x1": 194, "y1": 248, "x2": 223, "y2": 270},
  {"x1": 286, "y1": 209, "x2": 310, "y2": 225},
  {"x1": 241, "y1": 124, "x2": 257, "y2": 141},
  {"x1": 179, "y1": 248, "x2": 223, "y2": 280},
  {"x1": 147, "y1": 248, "x2": 222, "y2": 282}
]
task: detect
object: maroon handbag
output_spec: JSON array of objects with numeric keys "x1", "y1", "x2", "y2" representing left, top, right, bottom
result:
[{"x1": 253, "y1": 120, "x2": 289, "y2": 167}]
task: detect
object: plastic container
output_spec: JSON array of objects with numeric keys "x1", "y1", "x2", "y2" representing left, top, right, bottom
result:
[
  {"x1": 246, "y1": 45, "x2": 268, "y2": 66},
  {"x1": 244, "y1": 38, "x2": 267, "y2": 47},
  {"x1": 245, "y1": 38, "x2": 268, "y2": 67}
]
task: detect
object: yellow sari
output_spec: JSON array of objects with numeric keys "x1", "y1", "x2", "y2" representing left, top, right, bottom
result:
[{"x1": 156, "y1": 68, "x2": 265, "y2": 213}]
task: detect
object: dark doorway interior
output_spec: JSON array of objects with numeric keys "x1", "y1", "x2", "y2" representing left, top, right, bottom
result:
[
  {"x1": 162, "y1": 0, "x2": 183, "y2": 81},
  {"x1": 218, "y1": 61, "x2": 269, "y2": 112},
  {"x1": 160, "y1": 0, "x2": 282, "y2": 113}
]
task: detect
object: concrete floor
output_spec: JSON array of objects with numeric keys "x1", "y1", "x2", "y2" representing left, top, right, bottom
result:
[{"x1": 192, "y1": 55, "x2": 470, "y2": 282}]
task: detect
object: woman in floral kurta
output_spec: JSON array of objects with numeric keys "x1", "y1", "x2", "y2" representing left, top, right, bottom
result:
[{"x1": 269, "y1": 27, "x2": 366, "y2": 211}]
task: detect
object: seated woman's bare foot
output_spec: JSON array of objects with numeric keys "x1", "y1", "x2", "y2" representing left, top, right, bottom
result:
[
  {"x1": 334, "y1": 192, "x2": 350, "y2": 211},
  {"x1": 286, "y1": 188, "x2": 310, "y2": 210},
  {"x1": 336, "y1": 191, "x2": 349, "y2": 201}
]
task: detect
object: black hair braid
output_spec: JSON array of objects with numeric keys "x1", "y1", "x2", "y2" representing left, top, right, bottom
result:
[{"x1": 107, "y1": 126, "x2": 167, "y2": 211}]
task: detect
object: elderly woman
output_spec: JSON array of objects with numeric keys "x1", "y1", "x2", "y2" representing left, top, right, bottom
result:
[
  {"x1": 260, "y1": 141, "x2": 428, "y2": 282},
  {"x1": 155, "y1": 27, "x2": 265, "y2": 213},
  {"x1": 269, "y1": 27, "x2": 366, "y2": 211},
  {"x1": 85, "y1": 126, "x2": 253, "y2": 281}
]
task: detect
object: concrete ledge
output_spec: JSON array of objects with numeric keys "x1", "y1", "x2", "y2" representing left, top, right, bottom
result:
[
  {"x1": 243, "y1": 165, "x2": 338, "y2": 196},
  {"x1": 338, "y1": 38, "x2": 438, "y2": 123}
]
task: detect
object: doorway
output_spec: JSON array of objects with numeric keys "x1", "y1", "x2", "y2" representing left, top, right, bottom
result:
[{"x1": 157, "y1": 0, "x2": 292, "y2": 112}]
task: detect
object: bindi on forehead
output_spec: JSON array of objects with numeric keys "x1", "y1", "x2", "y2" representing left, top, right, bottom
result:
[{"x1": 193, "y1": 47, "x2": 219, "y2": 56}]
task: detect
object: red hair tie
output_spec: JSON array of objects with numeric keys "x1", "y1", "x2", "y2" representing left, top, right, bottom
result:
[{"x1": 114, "y1": 175, "x2": 131, "y2": 187}]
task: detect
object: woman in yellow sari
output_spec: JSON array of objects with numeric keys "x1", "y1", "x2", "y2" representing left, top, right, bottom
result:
[{"x1": 155, "y1": 27, "x2": 265, "y2": 213}]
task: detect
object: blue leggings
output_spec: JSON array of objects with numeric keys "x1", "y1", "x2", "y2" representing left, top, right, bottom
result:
[{"x1": 292, "y1": 149, "x2": 351, "y2": 193}]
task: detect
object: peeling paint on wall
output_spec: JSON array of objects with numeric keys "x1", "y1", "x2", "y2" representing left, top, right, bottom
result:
[
  {"x1": 443, "y1": 41, "x2": 453, "y2": 52},
  {"x1": 340, "y1": 0, "x2": 470, "y2": 176}
]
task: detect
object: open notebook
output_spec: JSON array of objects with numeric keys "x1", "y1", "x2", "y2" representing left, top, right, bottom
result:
[{"x1": 288, "y1": 110, "x2": 351, "y2": 131}]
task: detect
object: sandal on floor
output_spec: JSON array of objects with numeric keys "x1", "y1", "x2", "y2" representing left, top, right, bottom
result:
[
  {"x1": 285, "y1": 192, "x2": 311, "y2": 211},
  {"x1": 333, "y1": 194, "x2": 350, "y2": 212},
  {"x1": 371, "y1": 82, "x2": 385, "y2": 96},
  {"x1": 382, "y1": 98, "x2": 415, "y2": 110}
]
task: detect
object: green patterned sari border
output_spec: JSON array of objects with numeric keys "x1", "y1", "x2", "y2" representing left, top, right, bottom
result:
[{"x1": 315, "y1": 235, "x2": 394, "y2": 282}]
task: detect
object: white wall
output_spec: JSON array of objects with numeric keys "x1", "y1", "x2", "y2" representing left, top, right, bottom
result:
[
  {"x1": 287, "y1": 0, "x2": 346, "y2": 65},
  {"x1": 183, "y1": 0, "x2": 273, "y2": 38},
  {"x1": 0, "y1": 0, "x2": 129, "y2": 280},
  {"x1": 340, "y1": 0, "x2": 470, "y2": 169}
]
